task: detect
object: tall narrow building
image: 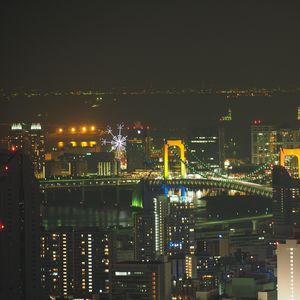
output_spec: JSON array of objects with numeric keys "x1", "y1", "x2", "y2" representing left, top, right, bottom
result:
[
  {"x1": 272, "y1": 166, "x2": 300, "y2": 238},
  {"x1": 41, "y1": 227, "x2": 111, "y2": 299},
  {"x1": 134, "y1": 212, "x2": 156, "y2": 261},
  {"x1": 0, "y1": 149, "x2": 41, "y2": 299},
  {"x1": 277, "y1": 240, "x2": 300, "y2": 300},
  {"x1": 126, "y1": 124, "x2": 152, "y2": 171},
  {"x1": 28, "y1": 123, "x2": 45, "y2": 178},
  {"x1": 154, "y1": 195, "x2": 169, "y2": 255},
  {"x1": 8, "y1": 123, "x2": 45, "y2": 178}
]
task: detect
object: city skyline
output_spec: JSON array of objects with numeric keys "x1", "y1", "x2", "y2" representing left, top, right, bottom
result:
[{"x1": 1, "y1": 2, "x2": 300, "y2": 299}]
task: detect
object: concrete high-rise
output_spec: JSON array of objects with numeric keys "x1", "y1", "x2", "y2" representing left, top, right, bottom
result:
[
  {"x1": 154, "y1": 195, "x2": 169, "y2": 255},
  {"x1": 277, "y1": 240, "x2": 300, "y2": 300},
  {"x1": 251, "y1": 123, "x2": 277, "y2": 165},
  {"x1": 126, "y1": 124, "x2": 152, "y2": 171},
  {"x1": 41, "y1": 227, "x2": 110, "y2": 299},
  {"x1": 8, "y1": 123, "x2": 45, "y2": 178},
  {"x1": 272, "y1": 166, "x2": 300, "y2": 238},
  {"x1": 29, "y1": 123, "x2": 45, "y2": 178},
  {"x1": 0, "y1": 149, "x2": 41, "y2": 299},
  {"x1": 187, "y1": 127, "x2": 220, "y2": 170},
  {"x1": 134, "y1": 212, "x2": 156, "y2": 261},
  {"x1": 251, "y1": 123, "x2": 300, "y2": 167},
  {"x1": 111, "y1": 258, "x2": 171, "y2": 300}
]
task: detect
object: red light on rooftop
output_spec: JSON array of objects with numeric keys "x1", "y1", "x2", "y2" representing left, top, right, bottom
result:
[
  {"x1": 4, "y1": 166, "x2": 9, "y2": 171},
  {"x1": 253, "y1": 119, "x2": 262, "y2": 125},
  {"x1": 11, "y1": 145, "x2": 16, "y2": 152},
  {"x1": 0, "y1": 223, "x2": 5, "y2": 231}
]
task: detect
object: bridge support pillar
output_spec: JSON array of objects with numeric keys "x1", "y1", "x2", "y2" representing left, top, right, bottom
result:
[
  {"x1": 164, "y1": 140, "x2": 186, "y2": 179},
  {"x1": 251, "y1": 220, "x2": 258, "y2": 234},
  {"x1": 280, "y1": 147, "x2": 300, "y2": 178}
]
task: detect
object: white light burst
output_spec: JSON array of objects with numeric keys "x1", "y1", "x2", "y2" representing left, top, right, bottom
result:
[{"x1": 102, "y1": 124, "x2": 127, "y2": 159}]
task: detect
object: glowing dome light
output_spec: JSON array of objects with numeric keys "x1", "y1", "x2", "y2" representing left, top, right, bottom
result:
[
  {"x1": 30, "y1": 123, "x2": 42, "y2": 130},
  {"x1": 11, "y1": 123, "x2": 22, "y2": 130}
]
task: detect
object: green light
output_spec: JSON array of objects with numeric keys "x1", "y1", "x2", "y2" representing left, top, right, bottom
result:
[{"x1": 132, "y1": 197, "x2": 143, "y2": 208}]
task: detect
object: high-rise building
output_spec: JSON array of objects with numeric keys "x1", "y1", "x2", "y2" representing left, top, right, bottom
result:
[
  {"x1": 187, "y1": 127, "x2": 220, "y2": 170},
  {"x1": 0, "y1": 149, "x2": 41, "y2": 299},
  {"x1": 8, "y1": 123, "x2": 45, "y2": 178},
  {"x1": 111, "y1": 258, "x2": 171, "y2": 300},
  {"x1": 277, "y1": 240, "x2": 300, "y2": 300},
  {"x1": 29, "y1": 123, "x2": 45, "y2": 178},
  {"x1": 251, "y1": 123, "x2": 277, "y2": 165},
  {"x1": 166, "y1": 202, "x2": 195, "y2": 256},
  {"x1": 41, "y1": 227, "x2": 110, "y2": 299},
  {"x1": 8, "y1": 123, "x2": 30, "y2": 152},
  {"x1": 154, "y1": 195, "x2": 169, "y2": 255},
  {"x1": 251, "y1": 123, "x2": 300, "y2": 166},
  {"x1": 126, "y1": 124, "x2": 152, "y2": 171},
  {"x1": 272, "y1": 166, "x2": 300, "y2": 238},
  {"x1": 134, "y1": 212, "x2": 156, "y2": 261}
]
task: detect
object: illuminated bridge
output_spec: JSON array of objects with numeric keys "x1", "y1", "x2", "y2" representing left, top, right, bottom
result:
[
  {"x1": 38, "y1": 139, "x2": 286, "y2": 199},
  {"x1": 39, "y1": 177, "x2": 141, "y2": 189},
  {"x1": 146, "y1": 178, "x2": 272, "y2": 198},
  {"x1": 39, "y1": 177, "x2": 273, "y2": 198}
]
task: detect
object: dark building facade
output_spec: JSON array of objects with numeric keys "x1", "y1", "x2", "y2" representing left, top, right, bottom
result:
[
  {"x1": 134, "y1": 212, "x2": 156, "y2": 261},
  {"x1": 187, "y1": 127, "x2": 220, "y2": 170},
  {"x1": 0, "y1": 150, "x2": 41, "y2": 299},
  {"x1": 8, "y1": 123, "x2": 45, "y2": 178},
  {"x1": 126, "y1": 125, "x2": 152, "y2": 171},
  {"x1": 41, "y1": 227, "x2": 110, "y2": 299},
  {"x1": 111, "y1": 258, "x2": 171, "y2": 300},
  {"x1": 272, "y1": 166, "x2": 300, "y2": 238}
]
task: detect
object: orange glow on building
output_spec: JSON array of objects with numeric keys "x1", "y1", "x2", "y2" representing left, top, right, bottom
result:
[
  {"x1": 91, "y1": 126, "x2": 95, "y2": 131},
  {"x1": 81, "y1": 126, "x2": 87, "y2": 133},
  {"x1": 58, "y1": 128, "x2": 63, "y2": 133},
  {"x1": 70, "y1": 141, "x2": 77, "y2": 147},
  {"x1": 71, "y1": 127, "x2": 76, "y2": 133}
]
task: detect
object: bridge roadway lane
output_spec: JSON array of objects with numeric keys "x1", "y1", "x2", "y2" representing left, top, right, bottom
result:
[{"x1": 39, "y1": 177, "x2": 273, "y2": 198}]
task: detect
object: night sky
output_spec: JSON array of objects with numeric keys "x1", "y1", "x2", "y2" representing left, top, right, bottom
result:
[
  {"x1": 1, "y1": 1, "x2": 300, "y2": 159},
  {"x1": 1, "y1": 1, "x2": 300, "y2": 88}
]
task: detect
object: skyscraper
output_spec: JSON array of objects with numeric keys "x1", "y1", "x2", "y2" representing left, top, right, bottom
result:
[
  {"x1": 0, "y1": 149, "x2": 41, "y2": 299},
  {"x1": 277, "y1": 240, "x2": 300, "y2": 300},
  {"x1": 126, "y1": 124, "x2": 152, "y2": 171},
  {"x1": 41, "y1": 227, "x2": 110, "y2": 299},
  {"x1": 111, "y1": 258, "x2": 171, "y2": 300},
  {"x1": 8, "y1": 123, "x2": 45, "y2": 178},
  {"x1": 154, "y1": 195, "x2": 169, "y2": 255},
  {"x1": 272, "y1": 166, "x2": 300, "y2": 238},
  {"x1": 187, "y1": 127, "x2": 220, "y2": 170},
  {"x1": 166, "y1": 201, "x2": 195, "y2": 256},
  {"x1": 134, "y1": 212, "x2": 156, "y2": 261},
  {"x1": 29, "y1": 123, "x2": 45, "y2": 178},
  {"x1": 251, "y1": 123, "x2": 277, "y2": 165},
  {"x1": 251, "y1": 123, "x2": 300, "y2": 167},
  {"x1": 8, "y1": 123, "x2": 30, "y2": 152}
]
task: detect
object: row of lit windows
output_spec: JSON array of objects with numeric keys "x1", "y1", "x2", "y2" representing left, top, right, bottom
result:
[
  {"x1": 58, "y1": 141, "x2": 97, "y2": 147},
  {"x1": 58, "y1": 126, "x2": 96, "y2": 134}
]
